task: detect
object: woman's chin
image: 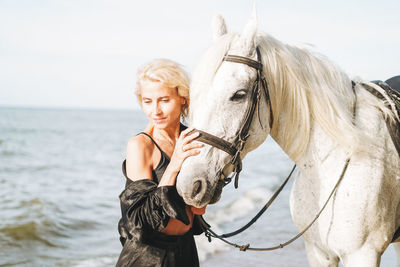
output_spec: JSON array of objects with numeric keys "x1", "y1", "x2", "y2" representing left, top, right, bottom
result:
[
  {"x1": 152, "y1": 120, "x2": 169, "y2": 129},
  {"x1": 151, "y1": 118, "x2": 181, "y2": 129}
]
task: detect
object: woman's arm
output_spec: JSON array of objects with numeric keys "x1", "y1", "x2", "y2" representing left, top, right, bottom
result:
[
  {"x1": 119, "y1": 179, "x2": 189, "y2": 233},
  {"x1": 125, "y1": 134, "x2": 153, "y2": 182},
  {"x1": 120, "y1": 128, "x2": 202, "y2": 234}
]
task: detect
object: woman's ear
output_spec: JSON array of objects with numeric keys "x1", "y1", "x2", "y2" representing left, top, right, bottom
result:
[
  {"x1": 181, "y1": 97, "x2": 187, "y2": 110},
  {"x1": 181, "y1": 97, "x2": 188, "y2": 117}
]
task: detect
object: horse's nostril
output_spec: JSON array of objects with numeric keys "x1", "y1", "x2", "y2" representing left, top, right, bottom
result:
[{"x1": 191, "y1": 180, "x2": 202, "y2": 198}]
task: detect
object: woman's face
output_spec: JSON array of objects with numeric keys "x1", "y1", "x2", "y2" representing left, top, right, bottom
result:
[{"x1": 140, "y1": 80, "x2": 185, "y2": 129}]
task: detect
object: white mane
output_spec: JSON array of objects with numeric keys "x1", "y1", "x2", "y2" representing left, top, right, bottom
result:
[
  {"x1": 190, "y1": 32, "x2": 394, "y2": 161},
  {"x1": 258, "y1": 34, "x2": 358, "y2": 160}
]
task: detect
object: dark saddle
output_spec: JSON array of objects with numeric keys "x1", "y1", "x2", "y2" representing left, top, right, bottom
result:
[{"x1": 386, "y1": 75, "x2": 400, "y2": 94}]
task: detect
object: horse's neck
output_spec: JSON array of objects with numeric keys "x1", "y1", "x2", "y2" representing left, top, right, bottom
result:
[{"x1": 271, "y1": 119, "x2": 346, "y2": 175}]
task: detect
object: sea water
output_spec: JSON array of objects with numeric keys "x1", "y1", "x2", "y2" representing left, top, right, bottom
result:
[{"x1": 0, "y1": 107, "x2": 396, "y2": 266}]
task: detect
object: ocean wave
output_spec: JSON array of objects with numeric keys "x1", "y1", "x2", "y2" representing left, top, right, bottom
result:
[
  {"x1": 58, "y1": 217, "x2": 99, "y2": 232},
  {"x1": 194, "y1": 187, "x2": 274, "y2": 262},
  {"x1": 206, "y1": 187, "x2": 272, "y2": 226},
  {"x1": 195, "y1": 224, "x2": 229, "y2": 262},
  {"x1": 0, "y1": 108, "x2": 303, "y2": 266},
  {"x1": 0, "y1": 197, "x2": 99, "y2": 249},
  {"x1": 0, "y1": 221, "x2": 59, "y2": 247}
]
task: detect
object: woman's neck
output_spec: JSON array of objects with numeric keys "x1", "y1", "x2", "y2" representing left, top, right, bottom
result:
[{"x1": 151, "y1": 121, "x2": 181, "y2": 145}]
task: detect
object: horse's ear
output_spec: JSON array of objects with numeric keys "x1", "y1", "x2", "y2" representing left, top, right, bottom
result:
[
  {"x1": 239, "y1": 6, "x2": 258, "y2": 54},
  {"x1": 212, "y1": 13, "x2": 228, "y2": 41}
]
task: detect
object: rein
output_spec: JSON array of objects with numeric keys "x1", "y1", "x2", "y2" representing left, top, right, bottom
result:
[
  {"x1": 211, "y1": 165, "x2": 297, "y2": 239},
  {"x1": 202, "y1": 158, "x2": 351, "y2": 251}
]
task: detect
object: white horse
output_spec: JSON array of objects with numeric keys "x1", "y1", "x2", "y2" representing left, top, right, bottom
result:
[{"x1": 176, "y1": 12, "x2": 400, "y2": 267}]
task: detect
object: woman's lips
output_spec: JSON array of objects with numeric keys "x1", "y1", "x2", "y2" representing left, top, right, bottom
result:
[{"x1": 153, "y1": 117, "x2": 166, "y2": 123}]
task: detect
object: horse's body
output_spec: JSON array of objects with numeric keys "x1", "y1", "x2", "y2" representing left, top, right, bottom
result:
[
  {"x1": 290, "y1": 100, "x2": 400, "y2": 266},
  {"x1": 176, "y1": 12, "x2": 400, "y2": 266}
]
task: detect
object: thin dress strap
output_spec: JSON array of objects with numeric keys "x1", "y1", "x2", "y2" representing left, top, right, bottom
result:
[
  {"x1": 137, "y1": 132, "x2": 166, "y2": 156},
  {"x1": 139, "y1": 124, "x2": 187, "y2": 156},
  {"x1": 122, "y1": 125, "x2": 187, "y2": 185},
  {"x1": 122, "y1": 132, "x2": 168, "y2": 185}
]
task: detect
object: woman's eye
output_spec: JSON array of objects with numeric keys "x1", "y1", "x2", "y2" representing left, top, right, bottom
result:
[
  {"x1": 230, "y1": 90, "x2": 247, "y2": 101},
  {"x1": 161, "y1": 98, "x2": 169, "y2": 102}
]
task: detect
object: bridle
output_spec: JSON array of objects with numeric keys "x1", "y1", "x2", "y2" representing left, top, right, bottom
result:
[{"x1": 193, "y1": 47, "x2": 273, "y2": 188}]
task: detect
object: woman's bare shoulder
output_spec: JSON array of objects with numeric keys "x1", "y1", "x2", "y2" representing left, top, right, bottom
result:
[
  {"x1": 127, "y1": 134, "x2": 153, "y2": 153},
  {"x1": 125, "y1": 134, "x2": 154, "y2": 181}
]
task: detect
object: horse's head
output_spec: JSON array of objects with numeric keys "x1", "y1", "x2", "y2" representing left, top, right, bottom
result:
[{"x1": 176, "y1": 13, "x2": 271, "y2": 208}]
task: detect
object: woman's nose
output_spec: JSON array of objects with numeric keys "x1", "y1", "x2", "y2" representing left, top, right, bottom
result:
[{"x1": 153, "y1": 102, "x2": 162, "y2": 114}]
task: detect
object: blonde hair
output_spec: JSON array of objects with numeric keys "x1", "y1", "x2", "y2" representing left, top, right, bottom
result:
[{"x1": 136, "y1": 59, "x2": 190, "y2": 117}]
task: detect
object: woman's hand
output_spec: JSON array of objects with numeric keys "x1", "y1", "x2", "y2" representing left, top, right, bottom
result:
[
  {"x1": 158, "y1": 128, "x2": 203, "y2": 186},
  {"x1": 169, "y1": 128, "x2": 203, "y2": 172}
]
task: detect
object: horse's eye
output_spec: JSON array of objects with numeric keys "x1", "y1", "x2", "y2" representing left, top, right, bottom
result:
[{"x1": 230, "y1": 89, "x2": 247, "y2": 101}]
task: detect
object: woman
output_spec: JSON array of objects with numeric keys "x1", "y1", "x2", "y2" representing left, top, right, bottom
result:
[{"x1": 116, "y1": 59, "x2": 207, "y2": 267}]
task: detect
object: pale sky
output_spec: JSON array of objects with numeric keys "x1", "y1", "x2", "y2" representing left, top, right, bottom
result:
[{"x1": 1, "y1": 0, "x2": 399, "y2": 110}]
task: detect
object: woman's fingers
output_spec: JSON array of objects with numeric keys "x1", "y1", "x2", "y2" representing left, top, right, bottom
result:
[
  {"x1": 173, "y1": 128, "x2": 202, "y2": 161},
  {"x1": 183, "y1": 148, "x2": 201, "y2": 159},
  {"x1": 180, "y1": 127, "x2": 195, "y2": 138},
  {"x1": 169, "y1": 129, "x2": 202, "y2": 171},
  {"x1": 179, "y1": 128, "x2": 200, "y2": 142},
  {"x1": 182, "y1": 142, "x2": 203, "y2": 152},
  {"x1": 182, "y1": 142, "x2": 202, "y2": 161},
  {"x1": 182, "y1": 131, "x2": 200, "y2": 145}
]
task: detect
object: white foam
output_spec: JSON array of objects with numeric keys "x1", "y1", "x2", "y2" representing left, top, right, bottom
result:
[
  {"x1": 208, "y1": 187, "x2": 272, "y2": 225},
  {"x1": 195, "y1": 224, "x2": 229, "y2": 262},
  {"x1": 196, "y1": 187, "x2": 273, "y2": 261}
]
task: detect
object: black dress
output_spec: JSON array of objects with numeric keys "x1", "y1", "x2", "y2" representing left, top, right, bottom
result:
[{"x1": 116, "y1": 131, "x2": 207, "y2": 267}]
